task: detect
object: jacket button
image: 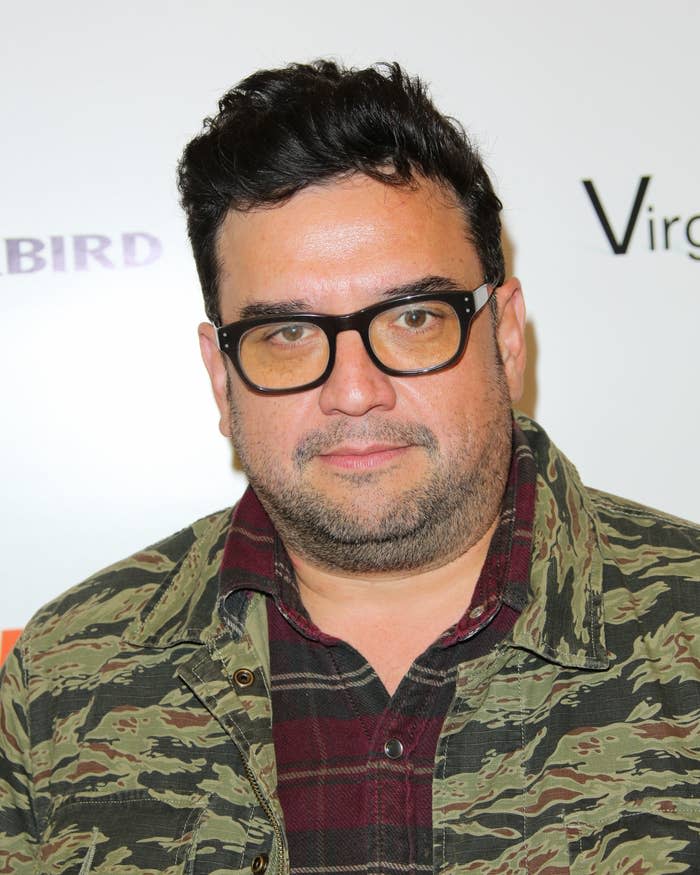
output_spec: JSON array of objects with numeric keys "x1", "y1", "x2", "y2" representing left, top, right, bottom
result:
[
  {"x1": 251, "y1": 853, "x2": 268, "y2": 874},
  {"x1": 234, "y1": 668, "x2": 255, "y2": 688},
  {"x1": 383, "y1": 738, "x2": 404, "y2": 759}
]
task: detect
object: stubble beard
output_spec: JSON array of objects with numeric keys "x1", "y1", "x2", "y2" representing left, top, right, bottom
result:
[{"x1": 227, "y1": 370, "x2": 513, "y2": 575}]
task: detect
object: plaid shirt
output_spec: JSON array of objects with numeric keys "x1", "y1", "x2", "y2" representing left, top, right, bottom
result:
[{"x1": 219, "y1": 422, "x2": 536, "y2": 874}]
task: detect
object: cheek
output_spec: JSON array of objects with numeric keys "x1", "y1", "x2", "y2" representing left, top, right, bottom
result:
[
  {"x1": 403, "y1": 356, "x2": 502, "y2": 450},
  {"x1": 234, "y1": 393, "x2": 311, "y2": 460},
  {"x1": 400, "y1": 358, "x2": 491, "y2": 427}
]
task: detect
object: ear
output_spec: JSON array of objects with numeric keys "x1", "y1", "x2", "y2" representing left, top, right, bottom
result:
[
  {"x1": 198, "y1": 322, "x2": 233, "y2": 438},
  {"x1": 494, "y1": 278, "x2": 527, "y2": 403}
]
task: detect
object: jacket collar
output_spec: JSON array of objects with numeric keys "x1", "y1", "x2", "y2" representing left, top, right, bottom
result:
[
  {"x1": 123, "y1": 508, "x2": 232, "y2": 648},
  {"x1": 124, "y1": 415, "x2": 610, "y2": 671},
  {"x1": 510, "y1": 413, "x2": 608, "y2": 670}
]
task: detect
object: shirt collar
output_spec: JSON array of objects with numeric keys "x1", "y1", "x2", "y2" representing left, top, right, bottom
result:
[
  {"x1": 218, "y1": 419, "x2": 536, "y2": 647},
  {"x1": 439, "y1": 422, "x2": 535, "y2": 646}
]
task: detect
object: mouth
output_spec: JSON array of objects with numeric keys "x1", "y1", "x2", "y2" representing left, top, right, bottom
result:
[{"x1": 317, "y1": 443, "x2": 412, "y2": 471}]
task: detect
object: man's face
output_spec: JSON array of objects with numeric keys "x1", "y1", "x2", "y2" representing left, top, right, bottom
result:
[{"x1": 200, "y1": 174, "x2": 525, "y2": 575}]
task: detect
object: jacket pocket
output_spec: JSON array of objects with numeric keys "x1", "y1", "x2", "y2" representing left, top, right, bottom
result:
[
  {"x1": 40, "y1": 790, "x2": 207, "y2": 874},
  {"x1": 565, "y1": 797, "x2": 699, "y2": 874}
]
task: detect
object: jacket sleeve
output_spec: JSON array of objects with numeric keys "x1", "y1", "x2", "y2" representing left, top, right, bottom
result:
[{"x1": 0, "y1": 642, "x2": 39, "y2": 871}]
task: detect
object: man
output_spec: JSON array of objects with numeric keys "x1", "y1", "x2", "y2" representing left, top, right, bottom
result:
[{"x1": 1, "y1": 60, "x2": 698, "y2": 874}]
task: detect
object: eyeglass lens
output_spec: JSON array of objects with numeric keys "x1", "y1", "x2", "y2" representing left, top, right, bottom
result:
[{"x1": 238, "y1": 298, "x2": 462, "y2": 390}]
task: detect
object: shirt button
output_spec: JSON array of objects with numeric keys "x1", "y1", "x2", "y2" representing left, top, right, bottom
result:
[
  {"x1": 469, "y1": 604, "x2": 485, "y2": 619},
  {"x1": 234, "y1": 668, "x2": 255, "y2": 688},
  {"x1": 383, "y1": 738, "x2": 404, "y2": 759},
  {"x1": 251, "y1": 853, "x2": 268, "y2": 874}
]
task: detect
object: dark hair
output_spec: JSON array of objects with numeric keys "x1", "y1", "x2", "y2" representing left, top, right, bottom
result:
[{"x1": 177, "y1": 60, "x2": 505, "y2": 324}]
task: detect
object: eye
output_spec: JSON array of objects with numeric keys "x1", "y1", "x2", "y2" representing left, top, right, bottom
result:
[
  {"x1": 279, "y1": 325, "x2": 305, "y2": 342},
  {"x1": 264, "y1": 323, "x2": 315, "y2": 344},
  {"x1": 394, "y1": 307, "x2": 440, "y2": 330}
]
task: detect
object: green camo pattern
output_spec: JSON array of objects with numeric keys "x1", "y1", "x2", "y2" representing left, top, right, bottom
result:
[{"x1": 1, "y1": 414, "x2": 699, "y2": 874}]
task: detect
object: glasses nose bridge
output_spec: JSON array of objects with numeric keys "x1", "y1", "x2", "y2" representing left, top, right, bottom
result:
[{"x1": 329, "y1": 310, "x2": 373, "y2": 353}]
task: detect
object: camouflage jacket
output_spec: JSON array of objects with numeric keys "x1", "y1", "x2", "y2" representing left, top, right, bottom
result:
[{"x1": 1, "y1": 415, "x2": 699, "y2": 874}]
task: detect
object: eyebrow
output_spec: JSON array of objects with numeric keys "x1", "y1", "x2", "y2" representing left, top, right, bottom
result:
[{"x1": 236, "y1": 275, "x2": 465, "y2": 321}]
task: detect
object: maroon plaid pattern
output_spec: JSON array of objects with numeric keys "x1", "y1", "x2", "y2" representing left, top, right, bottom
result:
[{"x1": 219, "y1": 422, "x2": 536, "y2": 873}]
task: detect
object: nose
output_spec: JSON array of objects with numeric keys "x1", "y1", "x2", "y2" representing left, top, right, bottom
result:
[{"x1": 318, "y1": 330, "x2": 397, "y2": 416}]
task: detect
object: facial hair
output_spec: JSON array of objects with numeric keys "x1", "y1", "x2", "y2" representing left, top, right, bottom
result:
[{"x1": 227, "y1": 366, "x2": 512, "y2": 575}]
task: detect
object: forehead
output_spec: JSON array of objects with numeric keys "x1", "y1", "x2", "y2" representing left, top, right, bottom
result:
[{"x1": 215, "y1": 174, "x2": 482, "y2": 320}]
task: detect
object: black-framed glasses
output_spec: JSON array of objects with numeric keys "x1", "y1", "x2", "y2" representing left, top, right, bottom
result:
[{"x1": 216, "y1": 282, "x2": 492, "y2": 394}]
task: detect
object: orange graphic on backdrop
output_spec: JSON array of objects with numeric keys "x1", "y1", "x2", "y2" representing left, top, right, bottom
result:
[{"x1": 1, "y1": 629, "x2": 22, "y2": 665}]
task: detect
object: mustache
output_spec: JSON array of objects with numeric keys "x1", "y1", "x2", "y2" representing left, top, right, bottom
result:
[{"x1": 293, "y1": 420, "x2": 439, "y2": 467}]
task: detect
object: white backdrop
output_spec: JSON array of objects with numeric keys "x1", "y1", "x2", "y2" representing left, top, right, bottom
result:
[{"x1": 2, "y1": 0, "x2": 698, "y2": 633}]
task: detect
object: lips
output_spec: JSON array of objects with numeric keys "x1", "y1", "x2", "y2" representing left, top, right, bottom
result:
[
  {"x1": 292, "y1": 421, "x2": 438, "y2": 468},
  {"x1": 317, "y1": 443, "x2": 411, "y2": 470}
]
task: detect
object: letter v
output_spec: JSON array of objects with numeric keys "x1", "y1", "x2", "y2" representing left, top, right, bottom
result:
[{"x1": 582, "y1": 176, "x2": 651, "y2": 254}]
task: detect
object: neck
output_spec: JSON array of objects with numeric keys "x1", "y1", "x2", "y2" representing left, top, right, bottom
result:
[{"x1": 287, "y1": 516, "x2": 498, "y2": 695}]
